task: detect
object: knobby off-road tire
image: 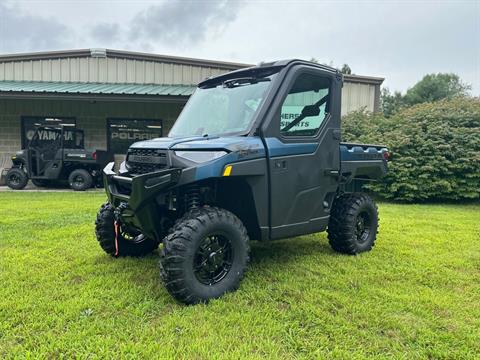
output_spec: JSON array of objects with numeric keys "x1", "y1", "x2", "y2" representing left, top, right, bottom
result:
[
  {"x1": 6, "y1": 168, "x2": 28, "y2": 190},
  {"x1": 160, "y1": 206, "x2": 250, "y2": 305},
  {"x1": 327, "y1": 193, "x2": 379, "y2": 255},
  {"x1": 68, "y1": 169, "x2": 92, "y2": 191},
  {"x1": 95, "y1": 202, "x2": 159, "y2": 257}
]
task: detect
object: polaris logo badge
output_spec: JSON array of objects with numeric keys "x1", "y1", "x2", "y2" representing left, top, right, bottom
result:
[{"x1": 111, "y1": 132, "x2": 158, "y2": 141}]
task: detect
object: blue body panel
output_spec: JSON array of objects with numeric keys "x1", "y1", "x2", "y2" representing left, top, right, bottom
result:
[
  {"x1": 131, "y1": 136, "x2": 265, "y2": 181},
  {"x1": 132, "y1": 136, "x2": 319, "y2": 157},
  {"x1": 264, "y1": 137, "x2": 318, "y2": 157},
  {"x1": 129, "y1": 137, "x2": 387, "y2": 183},
  {"x1": 172, "y1": 137, "x2": 262, "y2": 151},
  {"x1": 130, "y1": 136, "x2": 206, "y2": 149}
]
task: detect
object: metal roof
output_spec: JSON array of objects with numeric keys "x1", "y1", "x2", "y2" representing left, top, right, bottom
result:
[
  {"x1": 0, "y1": 49, "x2": 384, "y2": 86},
  {"x1": 0, "y1": 80, "x2": 196, "y2": 97},
  {"x1": 344, "y1": 74, "x2": 384, "y2": 85},
  {"x1": 0, "y1": 49, "x2": 250, "y2": 70}
]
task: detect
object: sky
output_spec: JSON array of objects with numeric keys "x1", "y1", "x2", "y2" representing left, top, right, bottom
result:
[{"x1": 0, "y1": 0, "x2": 479, "y2": 94}]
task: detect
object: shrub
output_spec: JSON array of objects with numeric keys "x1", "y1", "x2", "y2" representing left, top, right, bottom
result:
[{"x1": 342, "y1": 98, "x2": 480, "y2": 202}]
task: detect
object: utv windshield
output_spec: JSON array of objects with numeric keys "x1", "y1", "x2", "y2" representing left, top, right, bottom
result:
[{"x1": 169, "y1": 72, "x2": 278, "y2": 137}]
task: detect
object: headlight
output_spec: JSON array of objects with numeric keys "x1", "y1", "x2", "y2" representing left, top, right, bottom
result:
[{"x1": 174, "y1": 151, "x2": 227, "y2": 163}]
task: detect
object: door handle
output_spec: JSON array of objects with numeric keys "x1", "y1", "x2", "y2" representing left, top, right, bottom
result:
[
  {"x1": 274, "y1": 160, "x2": 287, "y2": 170},
  {"x1": 332, "y1": 129, "x2": 341, "y2": 140},
  {"x1": 324, "y1": 169, "x2": 339, "y2": 177}
]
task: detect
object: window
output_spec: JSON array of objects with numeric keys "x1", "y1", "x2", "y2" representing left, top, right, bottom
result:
[
  {"x1": 169, "y1": 73, "x2": 276, "y2": 137},
  {"x1": 21, "y1": 116, "x2": 76, "y2": 147},
  {"x1": 280, "y1": 73, "x2": 330, "y2": 137},
  {"x1": 107, "y1": 118, "x2": 163, "y2": 154}
]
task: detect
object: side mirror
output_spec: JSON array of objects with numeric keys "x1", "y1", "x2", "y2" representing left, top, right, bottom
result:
[{"x1": 301, "y1": 105, "x2": 320, "y2": 117}]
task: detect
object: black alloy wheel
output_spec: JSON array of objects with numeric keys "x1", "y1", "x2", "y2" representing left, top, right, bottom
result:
[
  {"x1": 193, "y1": 234, "x2": 233, "y2": 286},
  {"x1": 9, "y1": 173, "x2": 21, "y2": 186},
  {"x1": 73, "y1": 175, "x2": 84, "y2": 187},
  {"x1": 119, "y1": 226, "x2": 148, "y2": 245},
  {"x1": 355, "y1": 211, "x2": 372, "y2": 244}
]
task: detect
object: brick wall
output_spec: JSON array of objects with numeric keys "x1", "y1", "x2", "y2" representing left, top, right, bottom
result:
[{"x1": 0, "y1": 100, "x2": 23, "y2": 172}]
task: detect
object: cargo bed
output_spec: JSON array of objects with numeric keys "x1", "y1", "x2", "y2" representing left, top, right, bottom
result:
[{"x1": 340, "y1": 142, "x2": 388, "y2": 181}]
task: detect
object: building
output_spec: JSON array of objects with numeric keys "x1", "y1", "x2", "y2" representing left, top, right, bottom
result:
[{"x1": 0, "y1": 48, "x2": 384, "y2": 179}]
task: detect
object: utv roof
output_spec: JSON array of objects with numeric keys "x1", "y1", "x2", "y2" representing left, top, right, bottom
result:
[
  {"x1": 198, "y1": 59, "x2": 340, "y2": 88},
  {"x1": 35, "y1": 124, "x2": 77, "y2": 129}
]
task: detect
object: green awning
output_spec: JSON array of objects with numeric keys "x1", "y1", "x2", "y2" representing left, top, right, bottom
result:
[{"x1": 0, "y1": 81, "x2": 196, "y2": 97}]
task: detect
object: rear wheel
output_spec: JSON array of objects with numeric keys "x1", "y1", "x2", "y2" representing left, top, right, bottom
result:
[
  {"x1": 160, "y1": 206, "x2": 250, "y2": 305},
  {"x1": 327, "y1": 193, "x2": 379, "y2": 254},
  {"x1": 68, "y1": 169, "x2": 92, "y2": 191},
  {"x1": 6, "y1": 168, "x2": 28, "y2": 190},
  {"x1": 95, "y1": 202, "x2": 159, "y2": 257}
]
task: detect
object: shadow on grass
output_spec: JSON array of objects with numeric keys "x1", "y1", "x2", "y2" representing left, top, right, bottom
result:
[
  {"x1": 249, "y1": 234, "x2": 333, "y2": 265},
  {"x1": 101, "y1": 233, "x2": 332, "y2": 272},
  {"x1": 91, "y1": 233, "x2": 334, "y2": 305}
]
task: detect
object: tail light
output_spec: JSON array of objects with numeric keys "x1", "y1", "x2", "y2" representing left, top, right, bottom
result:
[
  {"x1": 92, "y1": 151, "x2": 97, "y2": 160},
  {"x1": 383, "y1": 151, "x2": 390, "y2": 161}
]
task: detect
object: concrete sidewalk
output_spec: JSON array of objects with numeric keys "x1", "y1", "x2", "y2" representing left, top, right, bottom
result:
[{"x1": 0, "y1": 184, "x2": 104, "y2": 192}]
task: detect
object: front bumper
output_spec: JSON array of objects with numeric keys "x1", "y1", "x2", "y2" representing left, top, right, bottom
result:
[{"x1": 103, "y1": 162, "x2": 182, "y2": 239}]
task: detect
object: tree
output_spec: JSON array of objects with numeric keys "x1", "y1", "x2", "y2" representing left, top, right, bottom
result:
[
  {"x1": 380, "y1": 73, "x2": 470, "y2": 117},
  {"x1": 309, "y1": 58, "x2": 335, "y2": 67},
  {"x1": 309, "y1": 58, "x2": 350, "y2": 72},
  {"x1": 340, "y1": 64, "x2": 352, "y2": 74},
  {"x1": 342, "y1": 98, "x2": 480, "y2": 202},
  {"x1": 380, "y1": 87, "x2": 405, "y2": 117},
  {"x1": 403, "y1": 73, "x2": 470, "y2": 106}
]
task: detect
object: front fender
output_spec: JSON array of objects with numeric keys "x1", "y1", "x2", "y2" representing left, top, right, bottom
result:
[{"x1": 10, "y1": 156, "x2": 25, "y2": 167}]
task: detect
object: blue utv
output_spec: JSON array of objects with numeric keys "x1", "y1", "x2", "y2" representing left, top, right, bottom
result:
[{"x1": 95, "y1": 60, "x2": 389, "y2": 304}]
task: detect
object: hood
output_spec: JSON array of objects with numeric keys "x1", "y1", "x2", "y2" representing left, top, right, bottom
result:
[
  {"x1": 129, "y1": 136, "x2": 203, "y2": 150},
  {"x1": 129, "y1": 136, "x2": 264, "y2": 153}
]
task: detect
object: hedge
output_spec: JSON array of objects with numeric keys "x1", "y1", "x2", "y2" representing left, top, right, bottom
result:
[{"x1": 342, "y1": 97, "x2": 480, "y2": 202}]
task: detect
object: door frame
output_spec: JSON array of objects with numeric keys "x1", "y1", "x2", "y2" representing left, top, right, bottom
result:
[{"x1": 259, "y1": 63, "x2": 343, "y2": 239}]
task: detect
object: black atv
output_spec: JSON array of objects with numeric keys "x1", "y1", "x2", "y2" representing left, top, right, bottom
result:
[{"x1": 6, "y1": 126, "x2": 112, "y2": 191}]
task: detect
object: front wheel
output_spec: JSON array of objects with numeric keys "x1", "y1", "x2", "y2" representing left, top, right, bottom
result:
[
  {"x1": 6, "y1": 168, "x2": 28, "y2": 190},
  {"x1": 327, "y1": 193, "x2": 379, "y2": 254},
  {"x1": 160, "y1": 207, "x2": 250, "y2": 305},
  {"x1": 95, "y1": 202, "x2": 159, "y2": 257}
]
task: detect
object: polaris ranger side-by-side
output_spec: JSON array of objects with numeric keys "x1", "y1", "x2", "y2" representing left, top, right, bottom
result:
[
  {"x1": 6, "y1": 126, "x2": 112, "y2": 191},
  {"x1": 95, "y1": 60, "x2": 389, "y2": 304}
]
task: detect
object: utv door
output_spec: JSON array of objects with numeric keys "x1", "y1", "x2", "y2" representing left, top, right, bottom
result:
[
  {"x1": 262, "y1": 65, "x2": 342, "y2": 239},
  {"x1": 27, "y1": 129, "x2": 63, "y2": 177}
]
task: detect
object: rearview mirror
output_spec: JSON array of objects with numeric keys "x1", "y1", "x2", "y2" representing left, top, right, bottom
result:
[{"x1": 301, "y1": 105, "x2": 320, "y2": 117}]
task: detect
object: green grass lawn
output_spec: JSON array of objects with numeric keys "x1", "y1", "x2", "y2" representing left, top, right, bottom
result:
[{"x1": 0, "y1": 192, "x2": 479, "y2": 359}]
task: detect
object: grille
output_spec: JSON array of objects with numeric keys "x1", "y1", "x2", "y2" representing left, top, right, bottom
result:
[{"x1": 126, "y1": 148, "x2": 168, "y2": 174}]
